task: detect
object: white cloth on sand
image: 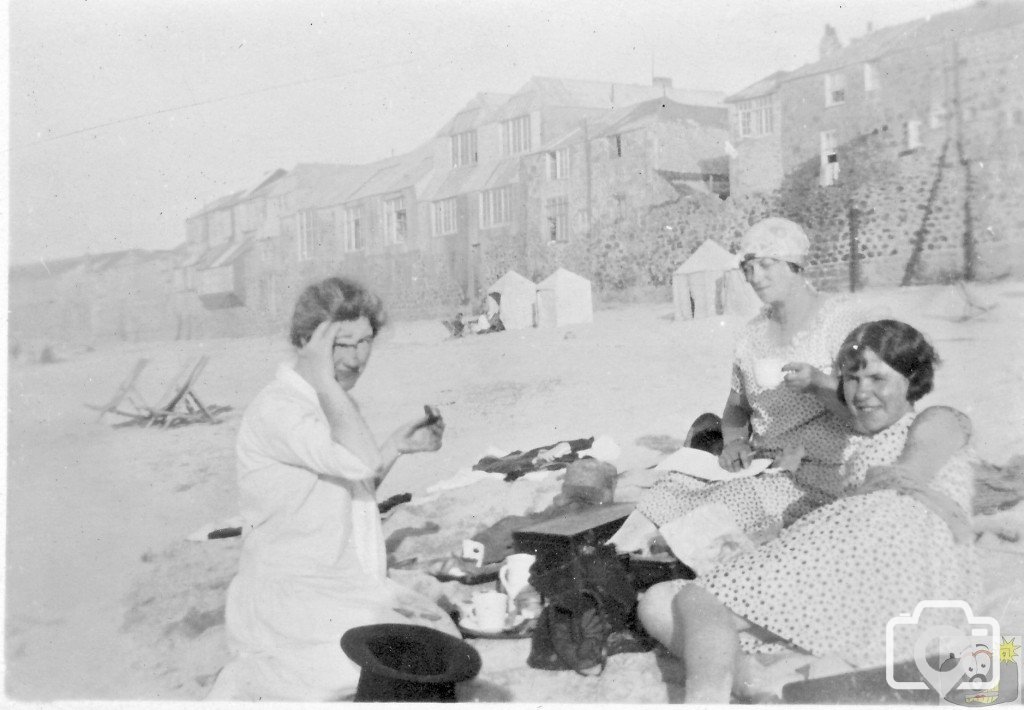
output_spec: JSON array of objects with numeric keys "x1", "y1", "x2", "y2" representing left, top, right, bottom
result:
[{"x1": 208, "y1": 362, "x2": 457, "y2": 702}]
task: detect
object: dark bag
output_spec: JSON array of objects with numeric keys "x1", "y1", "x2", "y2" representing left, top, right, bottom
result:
[{"x1": 526, "y1": 544, "x2": 642, "y2": 675}]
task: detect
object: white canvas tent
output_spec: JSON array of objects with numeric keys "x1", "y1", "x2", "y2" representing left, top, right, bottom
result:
[
  {"x1": 673, "y1": 240, "x2": 761, "y2": 320},
  {"x1": 487, "y1": 270, "x2": 537, "y2": 330},
  {"x1": 536, "y1": 268, "x2": 593, "y2": 328}
]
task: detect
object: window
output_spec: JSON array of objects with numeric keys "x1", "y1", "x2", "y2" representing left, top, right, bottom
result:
[
  {"x1": 451, "y1": 130, "x2": 478, "y2": 167},
  {"x1": 501, "y1": 115, "x2": 532, "y2": 155},
  {"x1": 863, "y1": 62, "x2": 880, "y2": 92},
  {"x1": 432, "y1": 198, "x2": 458, "y2": 236},
  {"x1": 383, "y1": 196, "x2": 407, "y2": 243},
  {"x1": 297, "y1": 209, "x2": 318, "y2": 261},
  {"x1": 819, "y1": 130, "x2": 839, "y2": 186},
  {"x1": 479, "y1": 186, "x2": 513, "y2": 228},
  {"x1": 737, "y1": 97, "x2": 774, "y2": 138},
  {"x1": 546, "y1": 197, "x2": 569, "y2": 242},
  {"x1": 929, "y1": 105, "x2": 946, "y2": 129},
  {"x1": 343, "y1": 206, "x2": 364, "y2": 251},
  {"x1": 610, "y1": 134, "x2": 623, "y2": 158},
  {"x1": 903, "y1": 119, "x2": 922, "y2": 151},
  {"x1": 825, "y1": 72, "x2": 846, "y2": 106},
  {"x1": 546, "y1": 148, "x2": 569, "y2": 180}
]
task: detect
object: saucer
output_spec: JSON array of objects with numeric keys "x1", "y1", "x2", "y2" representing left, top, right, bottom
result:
[{"x1": 458, "y1": 614, "x2": 532, "y2": 640}]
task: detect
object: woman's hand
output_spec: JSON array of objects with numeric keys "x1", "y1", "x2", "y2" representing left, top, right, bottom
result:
[
  {"x1": 782, "y1": 362, "x2": 824, "y2": 393},
  {"x1": 296, "y1": 321, "x2": 342, "y2": 392},
  {"x1": 719, "y1": 440, "x2": 754, "y2": 472},
  {"x1": 390, "y1": 409, "x2": 445, "y2": 454}
]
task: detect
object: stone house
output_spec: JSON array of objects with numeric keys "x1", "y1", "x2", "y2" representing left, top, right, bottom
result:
[{"x1": 725, "y1": 2, "x2": 1024, "y2": 286}]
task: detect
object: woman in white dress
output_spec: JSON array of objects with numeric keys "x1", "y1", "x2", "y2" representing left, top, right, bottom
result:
[
  {"x1": 642, "y1": 320, "x2": 979, "y2": 703},
  {"x1": 208, "y1": 277, "x2": 459, "y2": 701}
]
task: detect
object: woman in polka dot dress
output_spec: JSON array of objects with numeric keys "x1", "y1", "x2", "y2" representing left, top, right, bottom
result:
[
  {"x1": 640, "y1": 320, "x2": 979, "y2": 703},
  {"x1": 637, "y1": 218, "x2": 874, "y2": 537}
]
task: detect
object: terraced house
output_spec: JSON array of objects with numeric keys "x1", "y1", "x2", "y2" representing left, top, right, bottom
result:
[{"x1": 174, "y1": 76, "x2": 730, "y2": 337}]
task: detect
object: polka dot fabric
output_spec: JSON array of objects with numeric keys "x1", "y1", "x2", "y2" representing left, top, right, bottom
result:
[
  {"x1": 695, "y1": 412, "x2": 980, "y2": 668},
  {"x1": 637, "y1": 296, "x2": 874, "y2": 531}
]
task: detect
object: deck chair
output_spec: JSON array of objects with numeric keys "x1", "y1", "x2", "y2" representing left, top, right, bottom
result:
[
  {"x1": 85, "y1": 358, "x2": 151, "y2": 421},
  {"x1": 143, "y1": 354, "x2": 224, "y2": 428}
]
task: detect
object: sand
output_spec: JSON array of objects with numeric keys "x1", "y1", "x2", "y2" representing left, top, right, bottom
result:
[{"x1": 5, "y1": 280, "x2": 1024, "y2": 704}]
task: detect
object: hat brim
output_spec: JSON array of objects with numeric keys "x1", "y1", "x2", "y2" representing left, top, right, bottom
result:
[{"x1": 340, "y1": 623, "x2": 482, "y2": 684}]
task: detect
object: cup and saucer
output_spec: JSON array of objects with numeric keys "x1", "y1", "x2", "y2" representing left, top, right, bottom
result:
[{"x1": 457, "y1": 591, "x2": 532, "y2": 639}]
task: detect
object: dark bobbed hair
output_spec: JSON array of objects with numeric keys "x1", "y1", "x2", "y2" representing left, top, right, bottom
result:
[
  {"x1": 834, "y1": 319, "x2": 939, "y2": 405},
  {"x1": 289, "y1": 276, "x2": 387, "y2": 348}
]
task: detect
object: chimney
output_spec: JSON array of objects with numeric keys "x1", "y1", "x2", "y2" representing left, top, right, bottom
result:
[
  {"x1": 819, "y1": 24, "x2": 842, "y2": 59},
  {"x1": 653, "y1": 76, "x2": 673, "y2": 94}
]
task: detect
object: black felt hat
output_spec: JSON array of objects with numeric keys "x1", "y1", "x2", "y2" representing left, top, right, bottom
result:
[{"x1": 340, "y1": 623, "x2": 482, "y2": 702}]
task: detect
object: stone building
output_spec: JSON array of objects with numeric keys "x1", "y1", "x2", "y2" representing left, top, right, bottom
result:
[{"x1": 725, "y1": 1, "x2": 1024, "y2": 287}]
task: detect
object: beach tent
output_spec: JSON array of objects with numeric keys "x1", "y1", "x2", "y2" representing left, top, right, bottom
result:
[
  {"x1": 673, "y1": 240, "x2": 760, "y2": 320},
  {"x1": 536, "y1": 268, "x2": 593, "y2": 328},
  {"x1": 487, "y1": 270, "x2": 537, "y2": 330}
]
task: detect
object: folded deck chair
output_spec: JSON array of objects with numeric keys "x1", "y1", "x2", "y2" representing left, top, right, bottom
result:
[
  {"x1": 143, "y1": 354, "x2": 225, "y2": 428},
  {"x1": 85, "y1": 358, "x2": 151, "y2": 421}
]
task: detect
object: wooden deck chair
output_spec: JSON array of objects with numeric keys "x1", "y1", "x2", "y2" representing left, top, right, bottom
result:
[
  {"x1": 85, "y1": 358, "x2": 151, "y2": 421},
  {"x1": 144, "y1": 355, "x2": 220, "y2": 428}
]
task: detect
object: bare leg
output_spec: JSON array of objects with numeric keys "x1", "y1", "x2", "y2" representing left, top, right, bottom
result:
[{"x1": 668, "y1": 584, "x2": 740, "y2": 704}]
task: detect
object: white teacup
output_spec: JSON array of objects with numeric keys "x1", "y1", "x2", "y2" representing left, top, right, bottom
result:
[
  {"x1": 753, "y1": 358, "x2": 787, "y2": 389},
  {"x1": 498, "y1": 553, "x2": 536, "y2": 602},
  {"x1": 461, "y1": 590, "x2": 509, "y2": 632}
]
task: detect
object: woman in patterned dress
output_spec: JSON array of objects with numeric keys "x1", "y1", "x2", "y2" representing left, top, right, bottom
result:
[
  {"x1": 641, "y1": 320, "x2": 979, "y2": 703},
  {"x1": 637, "y1": 218, "x2": 871, "y2": 537}
]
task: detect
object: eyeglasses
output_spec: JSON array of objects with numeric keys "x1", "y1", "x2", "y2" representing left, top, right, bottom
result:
[{"x1": 333, "y1": 336, "x2": 374, "y2": 355}]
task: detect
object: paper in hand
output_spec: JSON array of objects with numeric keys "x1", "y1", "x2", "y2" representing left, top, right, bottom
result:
[{"x1": 654, "y1": 446, "x2": 771, "y2": 481}]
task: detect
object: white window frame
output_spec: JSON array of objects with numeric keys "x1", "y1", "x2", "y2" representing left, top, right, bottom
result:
[
  {"x1": 343, "y1": 206, "x2": 364, "y2": 252},
  {"x1": 432, "y1": 198, "x2": 458, "y2": 236},
  {"x1": 383, "y1": 196, "x2": 407, "y2": 244},
  {"x1": 546, "y1": 196, "x2": 569, "y2": 242},
  {"x1": 451, "y1": 130, "x2": 478, "y2": 167},
  {"x1": 825, "y1": 72, "x2": 846, "y2": 107},
  {"x1": 863, "y1": 62, "x2": 879, "y2": 92},
  {"x1": 737, "y1": 96, "x2": 774, "y2": 138},
  {"x1": 501, "y1": 115, "x2": 532, "y2": 155},
  {"x1": 297, "y1": 210, "x2": 317, "y2": 261},
  {"x1": 820, "y1": 130, "x2": 839, "y2": 186},
  {"x1": 479, "y1": 186, "x2": 513, "y2": 228},
  {"x1": 546, "y1": 148, "x2": 569, "y2": 180}
]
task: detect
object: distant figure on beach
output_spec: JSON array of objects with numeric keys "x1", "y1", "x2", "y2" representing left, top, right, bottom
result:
[
  {"x1": 207, "y1": 276, "x2": 457, "y2": 702},
  {"x1": 642, "y1": 320, "x2": 980, "y2": 702}
]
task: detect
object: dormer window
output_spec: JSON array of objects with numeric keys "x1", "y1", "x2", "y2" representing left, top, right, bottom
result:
[
  {"x1": 825, "y1": 72, "x2": 846, "y2": 107},
  {"x1": 501, "y1": 115, "x2": 531, "y2": 155},
  {"x1": 451, "y1": 130, "x2": 478, "y2": 167}
]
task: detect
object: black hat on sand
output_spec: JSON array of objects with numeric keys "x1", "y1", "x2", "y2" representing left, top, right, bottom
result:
[{"x1": 340, "y1": 623, "x2": 482, "y2": 702}]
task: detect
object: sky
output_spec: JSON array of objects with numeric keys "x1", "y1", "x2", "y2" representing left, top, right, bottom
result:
[{"x1": 5, "y1": 0, "x2": 978, "y2": 266}]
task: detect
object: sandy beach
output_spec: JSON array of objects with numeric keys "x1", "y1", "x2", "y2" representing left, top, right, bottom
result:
[{"x1": 5, "y1": 280, "x2": 1024, "y2": 704}]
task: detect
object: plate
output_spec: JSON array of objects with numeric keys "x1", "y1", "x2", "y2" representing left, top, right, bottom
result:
[{"x1": 458, "y1": 615, "x2": 534, "y2": 640}]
